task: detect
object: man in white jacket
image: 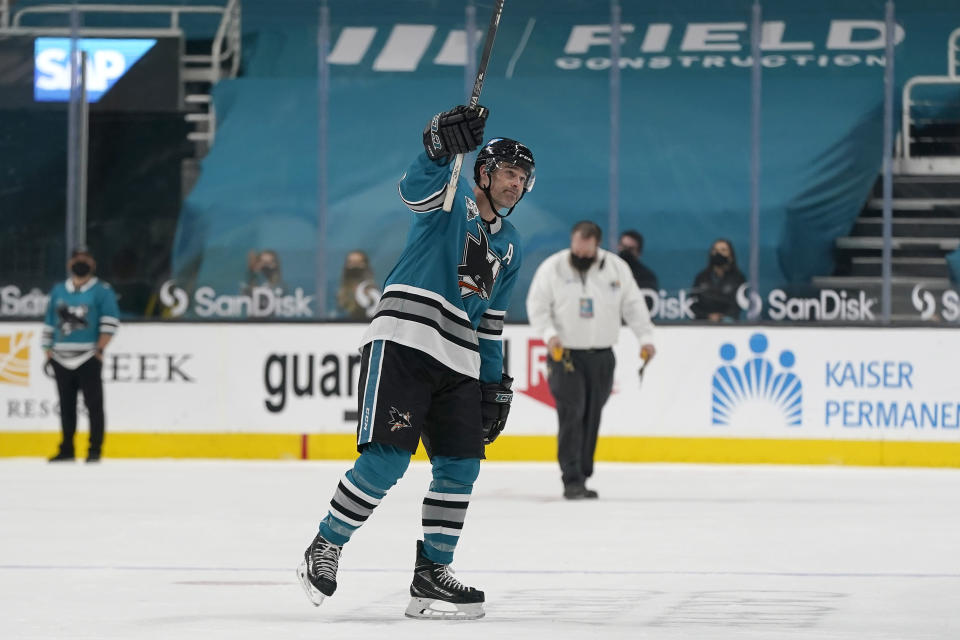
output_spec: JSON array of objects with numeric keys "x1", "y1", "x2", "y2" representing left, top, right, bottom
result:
[{"x1": 526, "y1": 221, "x2": 656, "y2": 499}]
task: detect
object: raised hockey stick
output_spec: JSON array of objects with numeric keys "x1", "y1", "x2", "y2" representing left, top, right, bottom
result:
[{"x1": 442, "y1": 0, "x2": 505, "y2": 212}]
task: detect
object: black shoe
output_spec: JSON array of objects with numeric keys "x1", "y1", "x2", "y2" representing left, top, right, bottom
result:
[
  {"x1": 296, "y1": 532, "x2": 342, "y2": 606},
  {"x1": 48, "y1": 450, "x2": 75, "y2": 462},
  {"x1": 85, "y1": 452, "x2": 101, "y2": 463},
  {"x1": 405, "y1": 540, "x2": 484, "y2": 619},
  {"x1": 563, "y1": 484, "x2": 599, "y2": 500}
]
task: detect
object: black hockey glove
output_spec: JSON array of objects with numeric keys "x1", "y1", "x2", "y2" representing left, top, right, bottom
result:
[
  {"x1": 480, "y1": 374, "x2": 513, "y2": 445},
  {"x1": 422, "y1": 105, "x2": 488, "y2": 161}
]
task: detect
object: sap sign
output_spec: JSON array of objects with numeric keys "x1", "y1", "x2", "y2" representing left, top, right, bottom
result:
[{"x1": 34, "y1": 37, "x2": 156, "y2": 102}]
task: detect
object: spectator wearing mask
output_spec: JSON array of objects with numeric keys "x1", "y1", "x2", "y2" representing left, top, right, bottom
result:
[
  {"x1": 690, "y1": 238, "x2": 746, "y2": 322},
  {"x1": 336, "y1": 250, "x2": 382, "y2": 320},
  {"x1": 243, "y1": 249, "x2": 288, "y2": 316},
  {"x1": 245, "y1": 249, "x2": 286, "y2": 293},
  {"x1": 617, "y1": 229, "x2": 658, "y2": 292}
]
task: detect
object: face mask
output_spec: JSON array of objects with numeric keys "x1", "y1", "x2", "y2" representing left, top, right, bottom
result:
[
  {"x1": 261, "y1": 266, "x2": 277, "y2": 278},
  {"x1": 710, "y1": 252, "x2": 730, "y2": 267},
  {"x1": 70, "y1": 261, "x2": 92, "y2": 277},
  {"x1": 618, "y1": 249, "x2": 637, "y2": 264},
  {"x1": 570, "y1": 254, "x2": 596, "y2": 273},
  {"x1": 344, "y1": 267, "x2": 367, "y2": 279}
]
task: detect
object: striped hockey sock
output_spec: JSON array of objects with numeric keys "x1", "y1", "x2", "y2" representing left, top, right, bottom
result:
[
  {"x1": 317, "y1": 443, "x2": 410, "y2": 545},
  {"x1": 420, "y1": 457, "x2": 480, "y2": 565},
  {"x1": 421, "y1": 488, "x2": 471, "y2": 564},
  {"x1": 319, "y1": 470, "x2": 384, "y2": 545}
]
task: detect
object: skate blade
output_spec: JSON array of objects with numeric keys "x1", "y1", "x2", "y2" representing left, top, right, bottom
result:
[
  {"x1": 296, "y1": 560, "x2": 326, "y2": 607},
  {"x1": 404, "y1": 597, "x2": 485, "y2": 620}
]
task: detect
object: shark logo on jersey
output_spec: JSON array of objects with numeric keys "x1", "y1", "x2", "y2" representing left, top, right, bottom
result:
[
  {"x1": 388, "y1": 406, "x2": 413, "y2": 432},
  {"x1": 458, "y1": 224, "x2": 502, "y2": 300},
  {"x1": 56, "y1": 302, "x2": 88, "y2": 336},
  {"x1": 465, "y1": 196, "x2": 479, "y2": 221}
]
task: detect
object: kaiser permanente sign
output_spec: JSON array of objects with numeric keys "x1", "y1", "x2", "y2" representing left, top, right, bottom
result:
[{"x1": 1, "y1": 324, "x2": 957, "y2": 467}]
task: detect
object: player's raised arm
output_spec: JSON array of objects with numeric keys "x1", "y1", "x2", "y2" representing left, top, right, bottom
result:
[{"x1": 398, "y1": 105, "x2": 488, "y2": 214}]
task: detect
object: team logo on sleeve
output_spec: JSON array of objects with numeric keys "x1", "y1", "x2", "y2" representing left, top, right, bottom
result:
[
  {"x1": 465, "y1": 197, "x2": 480, "y2": 221},
  {"x1": 388, "y1": 407, "x2": 413, "y2": 432},
  {"x1": 458, "y1": 224, "x2": 503, "y2": 300}
]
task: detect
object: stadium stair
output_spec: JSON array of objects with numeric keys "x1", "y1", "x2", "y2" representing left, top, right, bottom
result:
[{"x1": 820, "y1": 121, "x2": 960, "y2": 320}]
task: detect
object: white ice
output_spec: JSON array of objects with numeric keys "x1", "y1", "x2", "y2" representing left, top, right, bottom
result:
[{"x1": 1, "y1": 459, "x2": 958, "y2": 639}]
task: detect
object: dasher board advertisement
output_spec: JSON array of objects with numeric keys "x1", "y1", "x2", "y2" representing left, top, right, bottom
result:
[{"x1": 2, "y1": 323, "x2": 959, "y2": 446}]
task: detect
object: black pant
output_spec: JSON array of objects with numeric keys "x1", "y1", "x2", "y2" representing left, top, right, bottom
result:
[
  {"x1": 355, "y1": 340, "x2": 483, "y2": 459},
  {"x1": 51, "y1": 358, "x2": 105, "y2": 456},
  {"x1": 547, "y1": 348, "x2": 615, "y2": 488}
]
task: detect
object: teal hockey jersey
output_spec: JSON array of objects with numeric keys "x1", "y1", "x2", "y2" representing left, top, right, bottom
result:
[
  {"x1": 42, "y1": 277, "x2": 120, "y2": 368},
  {"x1": 361, "y1": 151, "x2": 523, "y2": 383}
]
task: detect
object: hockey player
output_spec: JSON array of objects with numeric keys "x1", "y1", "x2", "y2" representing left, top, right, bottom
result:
[{"x1": 297, "y1": 105, "x2": 534, "y2": 620}]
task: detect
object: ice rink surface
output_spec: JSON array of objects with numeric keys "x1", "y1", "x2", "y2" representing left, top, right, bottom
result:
[{"x1": 1, "y1": 459, "x2": 958, "y2": 640}]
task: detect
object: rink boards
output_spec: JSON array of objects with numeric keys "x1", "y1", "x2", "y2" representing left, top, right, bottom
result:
[{"x1": 1, "y1": 322, "x2": 958, "y2": 466}]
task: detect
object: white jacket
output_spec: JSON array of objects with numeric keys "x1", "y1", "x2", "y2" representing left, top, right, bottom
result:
[{"x1": 525, "y1": 248, "x2": 655, "y2": 349}]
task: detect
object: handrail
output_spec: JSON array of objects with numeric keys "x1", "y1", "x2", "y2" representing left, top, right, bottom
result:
[
  {"x1": 7, "y1": 1, "x2": 241, "y2": 152},
  {"x1": 211, "y1": 0, "x2": 241, "y2": 82},
  {"x1": 13, "y1": 4, "x2": 228, "y2": 28},
  {"x1": 900, "y1": 27, "x2": 960, "y2": 161},
  {"x1": 9, "y1": 1, "x2": 241, "y2": 81},
  {"x1": 901, "y1": 76, "x2": 960, "y2": 160},
  {"x1": 950, "y1": 27, "x2": 960, "y2": 79}
]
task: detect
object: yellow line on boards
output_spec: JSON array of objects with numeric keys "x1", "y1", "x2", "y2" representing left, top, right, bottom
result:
[{"x1": 0, "y1": 432, "x2": 957, "y2": 467}]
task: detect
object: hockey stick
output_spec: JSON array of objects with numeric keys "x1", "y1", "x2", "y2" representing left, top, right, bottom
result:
[{"x1": 441, "y1": 0, "x2": 505, "y2": 212}]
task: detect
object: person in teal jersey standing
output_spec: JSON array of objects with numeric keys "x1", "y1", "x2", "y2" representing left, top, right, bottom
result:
[
  {"x1": 297, "y1": 105, "x2": 534, "y2": 620},
  {"x1": 42, "y1": 248, "x2": 120, "y2": 463}
]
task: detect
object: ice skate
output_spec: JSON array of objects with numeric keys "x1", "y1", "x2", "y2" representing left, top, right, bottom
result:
[
  {"x1": 405, "y1": 540, "x2": 484, "y2": 620},
  {"x1": 297, "y1": 532, "x2": 342, "y2": 606}
]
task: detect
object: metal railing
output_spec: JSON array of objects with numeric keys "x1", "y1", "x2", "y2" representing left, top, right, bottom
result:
[
  {"x1": 4, "y1": 1, "x2": 241, "y2": 151},
  {"x1": 9, "y1": 1, "x2": 241, "y2": 83},
  {"x1": 951, "y1": 25, "x2": 960, "y2": 78},
  {"x1": 901, "y1": 27, "x2": 960, "y2": 164}
]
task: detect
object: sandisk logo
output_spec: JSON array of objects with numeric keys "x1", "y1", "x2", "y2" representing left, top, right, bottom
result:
[{"x1": 159, "y1": 280, "x2": 189, "y2": 317}]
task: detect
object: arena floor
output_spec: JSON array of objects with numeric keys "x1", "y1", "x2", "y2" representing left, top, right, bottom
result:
[{"x1": 1, "y1": 459, "x2": 957, "y2": 639}]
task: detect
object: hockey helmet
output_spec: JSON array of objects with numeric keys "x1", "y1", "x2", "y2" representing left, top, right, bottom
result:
[{"x1": 474, "y1": 138, "x2": 535, "y2": 192}]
